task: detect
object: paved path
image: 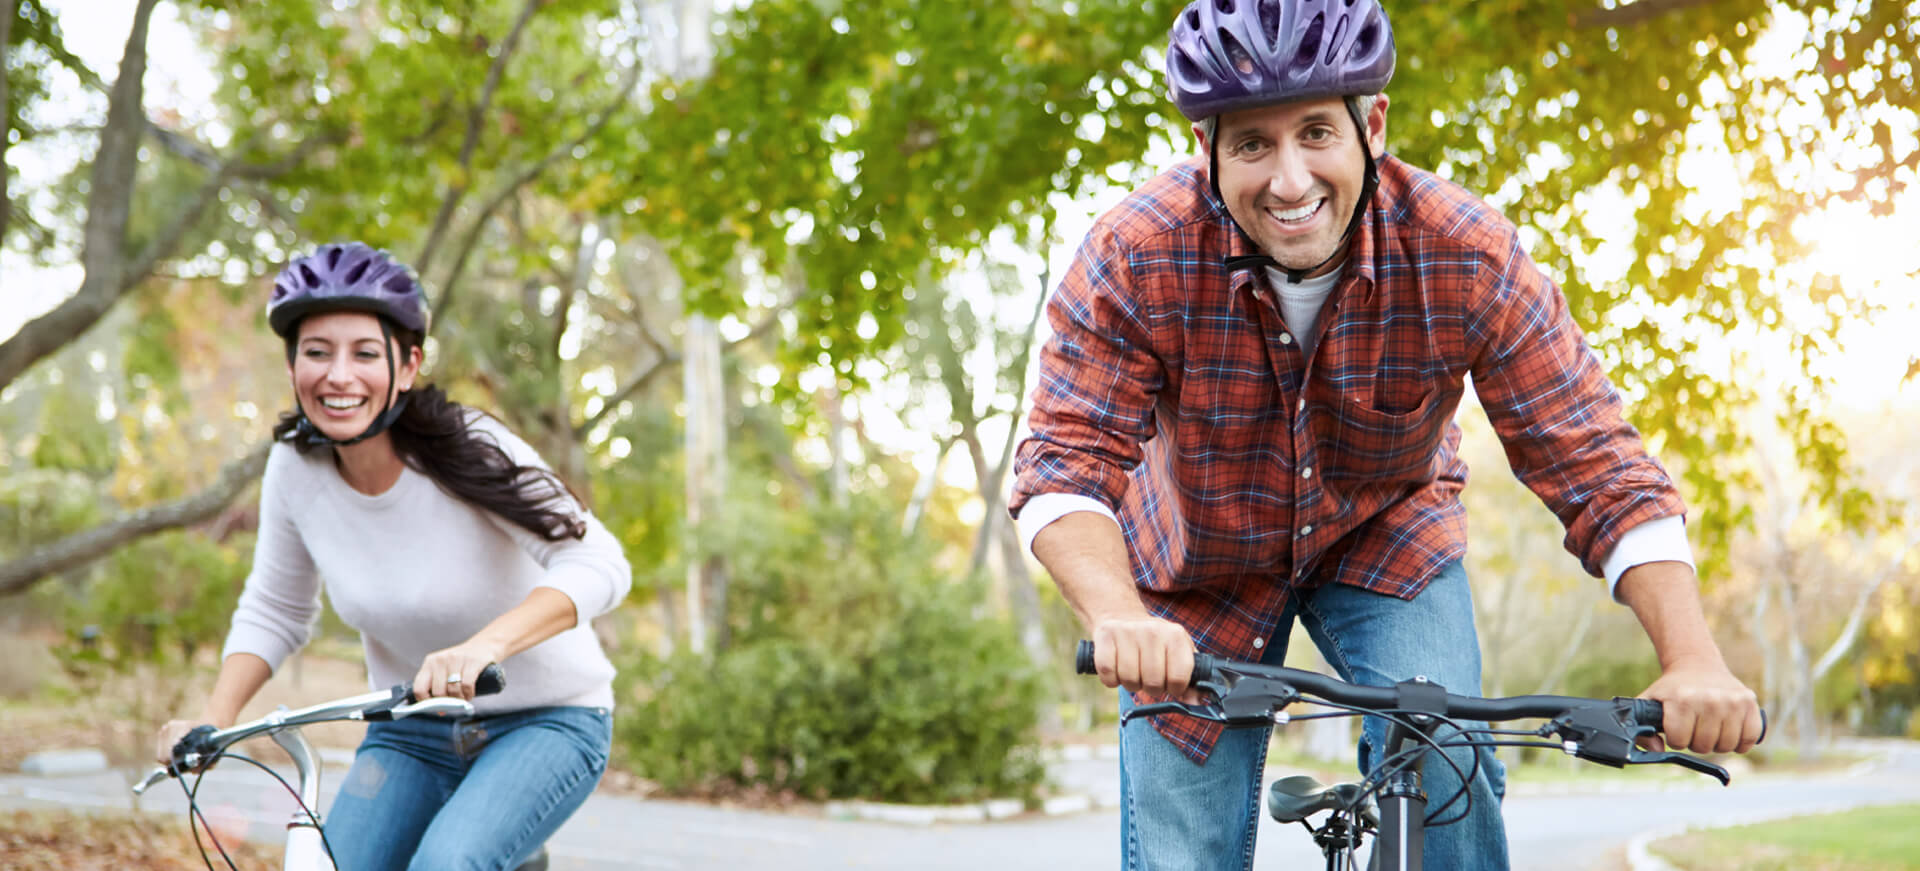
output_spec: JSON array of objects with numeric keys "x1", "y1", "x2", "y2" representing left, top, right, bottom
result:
[{"x1": 6, "y1": 740, "x2": 1917, "y2": 869}]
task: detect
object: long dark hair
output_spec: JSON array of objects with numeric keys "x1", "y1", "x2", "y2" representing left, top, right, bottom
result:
[{"x1": 272, "y1": 323, "x2": 587, "y2": 542}]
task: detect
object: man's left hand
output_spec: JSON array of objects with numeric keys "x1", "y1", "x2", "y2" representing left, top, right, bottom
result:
[{"x1": 1637, "y1": 657, "x2": 1764, "y2": 755}]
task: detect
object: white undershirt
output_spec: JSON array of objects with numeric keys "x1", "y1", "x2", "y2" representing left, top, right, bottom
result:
[{"x1": 1263, "y1": 265, "x2": 1342, "y2": 357}]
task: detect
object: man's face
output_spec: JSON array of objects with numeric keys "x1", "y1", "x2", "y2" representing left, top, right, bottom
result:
[{"x1": 1198, "y1": 95, "x2": 1388, "y2": 278}]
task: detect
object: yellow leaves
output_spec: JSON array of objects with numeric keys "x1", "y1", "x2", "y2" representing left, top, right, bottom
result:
[{"x1": 568, "y1": 173, "x2": 616, "y2": 212}]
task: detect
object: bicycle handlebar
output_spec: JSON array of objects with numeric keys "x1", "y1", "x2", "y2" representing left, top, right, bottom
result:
[
  {"x1": 1074, "y1": 640, "x2": 1761, "y2": 785},
  {"x1": 134, "y1": 663, "x2": 506, "y2": 795},
  {"x1": 1074, "y1": 640, "x2": 1668, "y2": 727}
]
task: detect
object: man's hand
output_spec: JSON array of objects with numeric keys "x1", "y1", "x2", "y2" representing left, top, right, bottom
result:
[
  {"x1": 1091, "y1": 616, "x2": 1200, "y2": 701},
  {"x1": 1638, "y1": 657, "x2": 1764, "y2": 754},
  {"x1": 1616, "y1": 559, "x2": 1764, "y2": 754}
]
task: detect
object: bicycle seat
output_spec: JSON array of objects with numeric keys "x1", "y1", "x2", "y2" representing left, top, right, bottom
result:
[
  {"x1": 1267, "y1": 775, "x2": 1377, "y2": 825},
  {"x1": 513, "y1": 845, "x2": 549, "y2": 871}
]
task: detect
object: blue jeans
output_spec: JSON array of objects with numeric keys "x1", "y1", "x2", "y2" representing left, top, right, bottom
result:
[
  {"x1": 1118, "y1": 560, "x2": 1508, "y2": 870},
  {"x1": 324, "y1": 705, "x2": 611, "y2": 871}
]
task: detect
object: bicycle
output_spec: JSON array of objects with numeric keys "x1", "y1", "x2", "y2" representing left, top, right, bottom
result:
[
  {"x1": 1074, "y1": 640, "x2": 1766, "y2": 871},
  {"x1": 133, "y1": 663, "x2": 548, "y2": 871}
]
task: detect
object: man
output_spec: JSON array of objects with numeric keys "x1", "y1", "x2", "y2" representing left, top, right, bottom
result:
[{"x1": 1009, "y1": 1, "x2": 1765, "y2": 868}]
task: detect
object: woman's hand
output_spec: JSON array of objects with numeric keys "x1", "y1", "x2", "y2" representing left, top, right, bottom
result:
[
  {"x1": 412, "y1": 639, "x2": 505, "y2": 702},
  {"x1": 155, "y1": 718, "x2": 217, "y2": 770}
]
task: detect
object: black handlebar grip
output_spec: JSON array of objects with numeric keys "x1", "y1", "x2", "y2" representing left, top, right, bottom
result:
[
  {"x1": 401, "y1": 663, "x2": 507, "y2": 704},
  {"x1": 1074, "y1": 641, "x2": 1218, "y2": 685},
  {"x1": 473, "y1": 662, "x2": 506, "y2": 697},
  {"x1": 1630, "y1": 698, "x2": 1664, "y2": 730}
]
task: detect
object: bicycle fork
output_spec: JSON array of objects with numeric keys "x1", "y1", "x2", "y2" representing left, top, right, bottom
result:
[{"x1": 271, "y1": 727, "x2": 336, "y2": 871}]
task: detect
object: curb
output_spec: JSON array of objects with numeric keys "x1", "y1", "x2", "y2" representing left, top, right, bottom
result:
[
  {"x1": 1623, "y1": 799, "x2": 1905, "y2": 871},
  {"x1": 822, "y1": 744, "x2": 1124, "y2": 825}
]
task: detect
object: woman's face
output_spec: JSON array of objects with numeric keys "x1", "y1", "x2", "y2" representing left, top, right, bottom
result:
[{"x1": 289, "y1": 311, "x2": 421, "y2": 441}]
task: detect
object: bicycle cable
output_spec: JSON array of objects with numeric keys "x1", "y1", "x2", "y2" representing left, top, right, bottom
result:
[
  {"x1": 174, "y1": 747, "x2": 341, "y2": 871},
  {"x1": 1282, "y1": 697, "x2": 1480, "y2": 830},
  {"x1": 178, "y1": 754, "x2": 240, "y2": 871}
]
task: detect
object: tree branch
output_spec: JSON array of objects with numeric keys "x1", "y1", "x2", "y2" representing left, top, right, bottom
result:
[
  {"x1": 416, "y1": 0, "x2": 543, "y2": 281},
  {"x1": 0, "y1": 0, "x2": 159, "y2": 391},
  {"x1": 1575, "y1": 0, "x2": 1723, "y2": 30},
  {"x1": 431, "y1": 60, "x2": 643, "y2": 325},
  {"x1": 575, "y1": 353, "x2": 682, "y2": 438},
  {"x1": 0, "y1": 440, "x2": 273, "y2": 597}
]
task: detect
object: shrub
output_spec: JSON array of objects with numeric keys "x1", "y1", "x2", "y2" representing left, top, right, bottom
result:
[{"x1": 614, "y1": 495, "x2": 1046, "y2": 804}]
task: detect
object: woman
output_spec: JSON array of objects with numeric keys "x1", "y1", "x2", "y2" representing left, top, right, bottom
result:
[{"x1": 156, "y1": 242, "x2": 631, "y2": 871}]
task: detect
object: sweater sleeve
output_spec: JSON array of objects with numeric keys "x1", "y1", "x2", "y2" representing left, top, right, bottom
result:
[
  {"x1": 221, "y1": 444, "x2": 322, "y2": 671},
  {"x1": 468, "y1": 414, "x2": 633, "y2": 620}
]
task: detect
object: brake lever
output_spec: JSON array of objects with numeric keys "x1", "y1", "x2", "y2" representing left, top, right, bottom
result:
[
  {"x1": 1121, "y1": 670, "x2": 1302, "y2": 729},
  {"x1": 1122, "y1": 700, "x2": 1229, "y2": 725},
  {"x1": 1625, "y1": 748, "x2": 1730, "y2": 785},
  {"x1": 1549, "y1": 700, "x2": 1731, "y2": 786}
]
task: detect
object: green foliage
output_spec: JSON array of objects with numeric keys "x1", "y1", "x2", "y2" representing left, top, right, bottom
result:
[
  {"x1": 614, "y1": 494, "x2": 1046, "y2": 803},
  {"x1": 1553, "y1": 648, "x2": 1665, "y2": 702},
  {"x1": 626, "y1": 0, "x2": 1184, "y2": 378},
  {"x1": 27, "y1": 385, "x2": 117, "y2": 478},
  {"x1": 59, "y1": 530, "x2": 250, "y2": 671},
  {"x1": 0, "y1": 467, "x2": 104, "y2": 549}
]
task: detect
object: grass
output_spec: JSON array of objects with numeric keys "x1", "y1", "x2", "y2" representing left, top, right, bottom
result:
[{"x1": 1650, "y1": 803, "x2": 1920, "y2": 871}]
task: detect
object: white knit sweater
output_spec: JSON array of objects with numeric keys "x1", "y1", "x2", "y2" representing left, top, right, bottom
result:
[{"x1": 222, "y1": 412, "x2": 632, "y2": 713}]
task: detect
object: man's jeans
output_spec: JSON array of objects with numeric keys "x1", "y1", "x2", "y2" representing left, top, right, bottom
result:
[
  {"x1": 1118, "y1": 559, "x2": 1509, "y2": 870},
  {"x1": 324, "y1": 705, "x2": 611, "y2": 871}
]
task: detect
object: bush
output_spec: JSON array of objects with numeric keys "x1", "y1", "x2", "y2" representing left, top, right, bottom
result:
[{"x1": 614, "y1": 495, "x2": 1046, "y2": 804}]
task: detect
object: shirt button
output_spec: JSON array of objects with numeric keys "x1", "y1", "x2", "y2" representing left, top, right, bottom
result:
[
  {"x1": 1299, "y1": 524, "x2": 1313, "y2": 536},
  {"x1": 1252, "y1": 638, "x2": 1265, "y2": 649},
  {"x1": 1296, "y1": 399, "x2": 1305, "y2": 412},
  {"x1": 1302, "y1": 466, "x2": 1313, "y2": 479},
  {"x1": 1279, "y1": 332, "x2": 1294, "y2": 345}
]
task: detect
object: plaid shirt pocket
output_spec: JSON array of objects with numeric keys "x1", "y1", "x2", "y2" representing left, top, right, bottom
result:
[{"x1": 1311, "y1": 386, "x2": 1453, "y2": 483}]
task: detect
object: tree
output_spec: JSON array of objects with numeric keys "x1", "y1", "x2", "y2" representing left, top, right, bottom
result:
[{"x1": 6, "y1": 0, "x2": 1916, "y2": 618}]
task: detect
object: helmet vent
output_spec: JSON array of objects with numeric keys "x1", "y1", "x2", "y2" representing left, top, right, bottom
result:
[
  {"x1": 1219, "y1": 29, "x2": 1255, "y2": 75},
  {"x1": 324, "y1": 245, "x2": 344, "y2": 270},
  {"x1": 1293, "y1": 13, "x2": 1324, "y2": 70},
  {"x1": 1324, "y1": 14, "x2": 1348, "y2": 65},
  {"x1": 298, "y1": 264, "x2": 321, "y2": 287},
  {"x1": 384, "y1": 274, "x2": 413, "y2": 294},
  {"x1": 1257, "y1": 0, "x2": 1281, "y2": 41},
  {"x1": 343, "y1": 258, "x2": 371, "y2": 285},
  {"x1": 1213, "y1": 0, "x2": 1234, "y2": 13}
]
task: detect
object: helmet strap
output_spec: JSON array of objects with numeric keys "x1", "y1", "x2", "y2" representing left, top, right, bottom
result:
[
  {"x1": 282, "y1": 317, "x2": 412, "y2": 448},
  {"x1": 1218, "y1": 96, "x2": 1380, "y2": 284}
]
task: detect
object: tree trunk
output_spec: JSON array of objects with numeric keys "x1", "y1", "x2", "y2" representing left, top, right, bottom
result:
[
  {"x1": 1774, "y1": 572, "x2": 1820, "y2": 761},
  {"x1": 682, "y1": 313, "x2": 726, "y2": 654},
  {"x1": 901, "y1": 438, "x2": 954, "y2": 537},
  {"x1": 824, "y1": 383, "x2": 849, "y2": 508},
  {"x1": 0, "y1": 0, "x2": 160, "y2": 391}
]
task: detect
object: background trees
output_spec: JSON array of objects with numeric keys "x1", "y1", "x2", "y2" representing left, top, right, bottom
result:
[{"x1": 4, "y1": 0, "x2": 1918, "y2": 796}]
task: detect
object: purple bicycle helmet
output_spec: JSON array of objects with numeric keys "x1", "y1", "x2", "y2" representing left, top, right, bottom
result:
[
  {"x1": 1166, "y1": 0, "x2": 1394, "y2": 122},
  {"x1": 267, "y1": 242, "x2": 429, "y2": 339}
]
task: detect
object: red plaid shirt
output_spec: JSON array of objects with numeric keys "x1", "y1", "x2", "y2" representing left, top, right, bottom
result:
[{"x1": 1010, "y1": 154, "x2": 1686, "y2": 761}]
